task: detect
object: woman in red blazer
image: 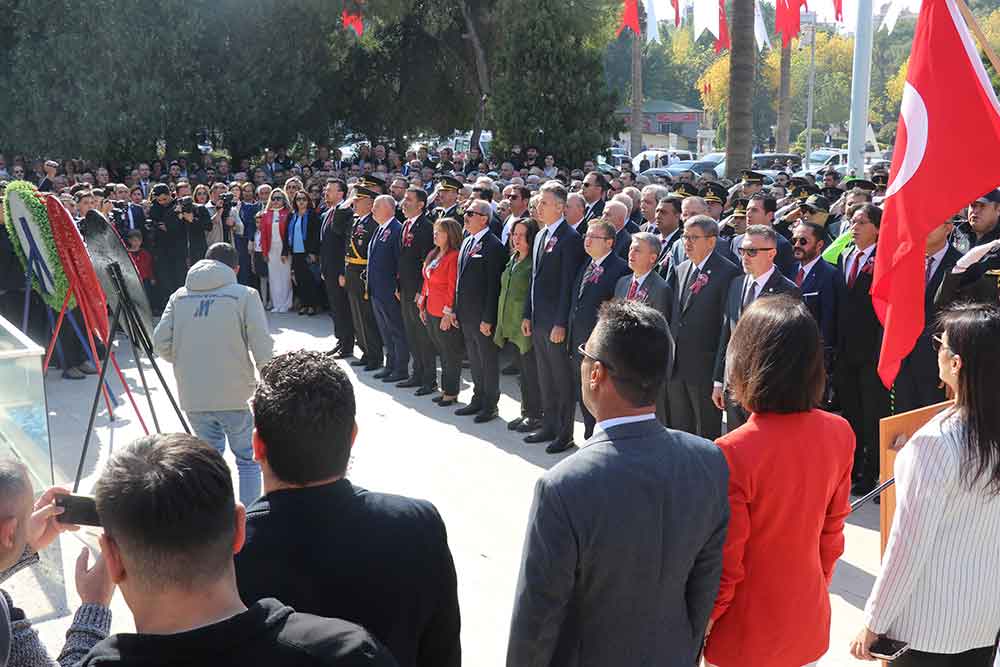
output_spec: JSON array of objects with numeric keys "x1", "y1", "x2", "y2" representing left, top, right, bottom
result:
[
  {"x1": 419, "y1": 217, "x2": 463, "y2": 405},
  {"x1": 705, "y1": 295, "x2": 855, "y2": 667}
]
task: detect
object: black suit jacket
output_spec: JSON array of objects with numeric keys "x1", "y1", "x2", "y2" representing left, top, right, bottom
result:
[
  {"x1": 798, "y1": 258, "x2": 842, "y2": 360},
  {"x1": 613, "y1": 271, "x2": 673, "y2": 322},
  {"x1": 669, "y1": 251, "x2": 741, "y2": 385},
  {"x1": 836, "y1": 245, "x2": 881, "y2": 366},
  {"x1": 714, "y1": 269, "x2": 801, "y2": 384},
  {"x1": 568, "y1": 253, "x2": 631, "y2": 349},
  {"x1": 236, "y1": 479, "x2": 461, "y2": 667},
  {"x1": 582, "y1": 198, "x2": 605, "y2": 226},
  {"x1": 398, "y1": 213, "x2": 435, "y2": 296},
  {"x1": 455, "y1": 231, "x2": 507, "y2": 327},
  {"x1": 655, "y1": 227, "x2": 683, "y2": 281},
  {"x1": 524, "y1": 220, "x2": 585, "y2": 332},
  {"x1": 319, "y1": 204, "x2": 354, "y2": 279},
  {"x1": 612, "y1": 227, "x2": 632, "y2": 260}
]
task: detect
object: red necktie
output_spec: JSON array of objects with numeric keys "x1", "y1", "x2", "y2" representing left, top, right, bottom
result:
[
  {"x1": 626, "y1": 279, "x2": 639, "y2": 300},
  {"x1": 401, "y1": 218, "x2": 413, "y2": 247},
  {"x1": 848, "y1": 251, "x2": 861, "y2": 289},
  {"x1": 796, "y1": 266, "x2": 805, "y2": 288}
]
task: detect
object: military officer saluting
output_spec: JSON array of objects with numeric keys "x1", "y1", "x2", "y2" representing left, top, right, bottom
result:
[
  {"x1": 342, "y1": 180, "x2": 385, "y2": 372},
  {"x1": 937, "y1": 190, "x2": 1000, "y2": 306},
  {"x1": 432, "y1": 175, "x2": 464, "y2": 222}
]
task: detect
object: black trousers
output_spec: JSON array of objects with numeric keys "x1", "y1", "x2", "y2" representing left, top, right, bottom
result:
[
  {"x1": 894, "y1": 646, "x2": 995, "y2": 667},
  {"x1": 324, "y1": 273, "x2": 354, "y2": 352},
  {"x1": 156, "y1": 253, "x2": 187, "y2": 298},
  {"x1": 572, "y1": 349, "x2": 596, "y2": 439},
  {"x1": 835, "y1": 360, "x2": 891, "y2": 486},
  {"x1": 893, "y1": 364, "x2": 947, "y2": 415},
  {"x1": 667, "y1": 378, "x2": 722, "y2": 440},
  {"x1": 518, "y1": 346, "x2": 543, "y2": 421},
  {"x1": 345, "y1": 266, "x2": 382, "y2": 365},
  {"x1": 426, "y1": 315, "x2": 463, "y2": 396},
  {"x1": 291, "y1": 253, "x2": 322, "y2": 308},
  {"x1": 533, "y1": 328, "x2": 575, "y2": 443},
  {"x1": 401, "y1": 290, "x2": 437, "y2": 388},
  {"x1": 461, "y1": 319, "x2": 500, "y2": 410}
]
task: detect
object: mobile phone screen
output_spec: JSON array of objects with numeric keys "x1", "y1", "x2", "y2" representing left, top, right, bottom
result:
[{"x1": 55, "y1": 494, "x2": 101, "y2": 527}]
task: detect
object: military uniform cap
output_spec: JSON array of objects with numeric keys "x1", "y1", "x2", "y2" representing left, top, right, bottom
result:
[
  {"x1": 354, "y1": 185, "x2": 378, "y2": 200},
  {"x1": 742, "y1": 170, "x2": 765, "y2": 185},
  {"x1": 438, "y1": 175, "x2": 463, "y2": 192},
  {"x1": 672, "y1": 182, "x2": 698, "y2": 198},
  {"x1": 799, "y1": 193, "x2": 831, "y2": 214},
  {"x1": 360, "y1": 174, "x2": 386, "y2": 193},
  {"x1": 844, "y1": 178, "x2": 876, "y2": 192},
  {"x1": 700, "y1": 182, "x2": 728, "y2": 204}
]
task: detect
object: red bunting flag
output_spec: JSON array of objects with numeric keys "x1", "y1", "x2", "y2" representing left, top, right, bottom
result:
[
  {"x1": 775, "y1": 0, "x2": 807, "y2": 47},
  {"x1": 832, "y1": 0, "x2": 843, "y2": 22},
  {"x1": 715, "y1": 0, "x2": 731, "y2": 52},
  {"x1": 872, "y1": 0, "x2": 1000, "y2": 387},
  {"x1": 342, "y1": 9, "x2": 364, "y2": 36},
  {"x1": 617, "y1": 0, "x2": 641, "y2": 36},
  {"x1": 672, "y1": 0, "x2": 682, "y2": 27}
]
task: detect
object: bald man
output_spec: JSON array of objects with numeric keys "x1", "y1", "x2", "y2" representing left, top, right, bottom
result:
[{"x1": 368, "y1": 195, "x2": 410, "y2": 382}]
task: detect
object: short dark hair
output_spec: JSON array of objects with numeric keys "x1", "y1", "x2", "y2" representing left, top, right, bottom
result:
[
  {"x1": 405, "y1": 186, "x2": 427, "y2": 206},
  {"x1": 252, "y1": 351, "x2": 356, "y2": 484},
  {"x1": 658, "y1": 197, "x2": 682, "y2": 215},
  {"x1": 591, "y1": 300, "x2": 671, "y2": 407},
  {"x1": 586, "y1": 172, "x2": 608, "y2": 191},
  {"x1": 795, "y1": 221, "x2": 826, "y2": 244},
  {"x1": 327, "y1": 178, "x2": 347, "y2": 196},
  {"x1": 849, "y1": 203, "x2": 882, "y2": 227},
  {"x1": 749, "y1": 193, "x2": 777, "y2": 214},
  {"x1": 726, "y1": 295, "x2": 824, "y2": 413},
  {"x1": 206, "y1": 242, "x2": 238, "y2": 267},
  {"x1": 94, "y1": 434, "x2": 236, "y2": 589}
]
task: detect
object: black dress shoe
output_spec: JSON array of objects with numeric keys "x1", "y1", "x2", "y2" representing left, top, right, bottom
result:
[
  {"x1": 524, "y1": 430, "x2": 557, "y2": 444},
  {"x1": 517, "y1": 417, "x2": 543, "y2": 433},
  {"x1": 325, "y1": 345, "x2": 343, "y2": 357},
  {"x1": 415, "y1": 385, "x2": 437, "y2": 396},
  {"x1": 373, "y1": 369, "x2": 392, "y2": 379},
  {"x1": 546, "y1": 439, "x2": 576, "y2": 454},
  {"x1": 437, "y1": 398, "x2": 457, "y2": 407},
  {"x1": 454, "y1": 404, "x2": 483, "y2": 417},
  {"x1": 351, "y1": 357, "x2": 369, "y2": 367},
  {"x1": 501, "y1": 364, "x2": 520, "y2": 376},
  {"x1": 384, "y1": 373, "x2": 408, "y2": 383},
  {"x1": 508, "y1": 417, "x2": 525, "y2": 431},
  {"x1": 432, "y1": 395, "x2": 445, "y2": 404},
  {"x1": 396, "y1": 377, "x2": 422, "y2": 388},
  {"x1": 474, "y1": 409, "x2": 498, "y2": 424}
]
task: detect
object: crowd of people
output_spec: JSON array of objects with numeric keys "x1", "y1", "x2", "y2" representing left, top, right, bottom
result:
[{"x1": 1, "y1": 142, "x2": 1000, "y2": 665}]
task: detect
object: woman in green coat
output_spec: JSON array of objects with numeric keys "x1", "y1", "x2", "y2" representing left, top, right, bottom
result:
[{"x1": 494, "y1": 217, "x2": 543, "y2": 433}]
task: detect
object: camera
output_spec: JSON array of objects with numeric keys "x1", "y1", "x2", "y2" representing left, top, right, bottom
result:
[{"x1": 220, "y1": 192, "x2": 235, "y2": 207}]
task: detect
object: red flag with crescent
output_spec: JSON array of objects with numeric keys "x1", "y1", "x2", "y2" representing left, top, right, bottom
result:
[
  {"x1": 617, "y1": 0, "x2": 640, "y2": 36},
  {"x1": 672, "y1": 0, "x2": 681, "y2": 27},
  {"x1": 342, "y1": 9, "x2": 363, "y2": 36},
  {"x1": 832, "y1": 0, "x2": 843, "y2": 21},
  {"x1": 776, "y1": 0, "x2": 807, "y2": 47},
  {"x1": 715, "y1": 0, "x2": 731, "y2": 52},
  {"x1": 872, "y1": 0, "x2": 1000, "y2": 387}
]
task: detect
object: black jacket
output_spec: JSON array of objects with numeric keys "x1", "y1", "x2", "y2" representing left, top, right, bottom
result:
[
  {"x1": 523, "y1": 220, "x2": 585, "y2": 332},
  {"x1": 285, "y1": 209, "x2": 322, "y2": 256},
  {"x1": 236, "y1": 481, "x2": 460, "y2": 667},
  {"x1": 398, "y1": 213, "x2": 435, "y2": 297},
  {"x1": 836, "y1": 245, "x2": 881, "y2": 366},
  {"x1": 320, "y1": 204, "x2": 354, "y2": 279},
  {"x1": 454, "y1": 231, "x2": 507, "y2": 327},
  {"x1": 79, "y1": 597, "x2": 397, "y2": 666},
  {"x1": 568, "y1": 253, "x2": 631, "y2": 349}
]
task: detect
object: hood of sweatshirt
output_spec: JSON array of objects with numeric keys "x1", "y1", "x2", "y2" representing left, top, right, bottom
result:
[{"x1": 184, "y1": 259, "x2": 237, "y2": 292}]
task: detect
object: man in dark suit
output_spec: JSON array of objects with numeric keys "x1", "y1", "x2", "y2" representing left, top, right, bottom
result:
[
  {"x1": 395, "y1": 187, "x2": 437, "y2": 394},
  {"x1": 792, "y1": 221, "x2": 841, "y2": 386},
  {"x1": 522, "y1": 181, "x2": 586, "y2": 453},
  {"x1": 507, "y1": 301, "x2": 728, "y2": 667},
  {"x1": 368, "y1": 196, "x2": 409, "y2": 383},
  {"x1": 834, "y1": 204, "x2": 889, "y2": 495},
  {"x1": 668, "y1": 215, "x2": 742, "y2": 440},
  {"x1": 237, "y1": 351, "x2": 460, "y2": 667},
  {"x1": 894, "y1": 219, "x2": 962, "y2": 413},
  {"x1": 713, "y1": 226, "x2": 801, "y2": 432},
  {"x1": 652, "y1": 196, "x2": 684, "y2": 281},
  {"x1": 319, "y1": 179, "x2": 355, "y2": 358},
  {"x1": 453, "y1": 198, "x2": 507, "y2": 422},
  {"x1": 568, "y1": 220, "x2": 631, "y2": 439},
  {"x1": 602, "y1": 199, "x2": 632, "y2": 259},
  {"x1": 580, "y1": 171, "x2": 607, "y2": 227}
]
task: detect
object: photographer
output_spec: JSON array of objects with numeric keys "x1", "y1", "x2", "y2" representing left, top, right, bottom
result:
[
  {"x1": 175, "y1": 196, "x2": 213, "y2": 272},
  {"x1": 148, "y1": 184, "x2": 186, "y2": 295},
  {"x1": 206, "y1": 183, "x2": 242, "y2": 247},
  {"x1": 0, "y1": 460, "x2": 115, "y2": 667}
]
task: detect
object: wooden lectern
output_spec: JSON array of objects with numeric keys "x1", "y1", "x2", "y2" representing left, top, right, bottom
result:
[{"x1": 876, "y1": 400, "x2": 954, "y2": 554}]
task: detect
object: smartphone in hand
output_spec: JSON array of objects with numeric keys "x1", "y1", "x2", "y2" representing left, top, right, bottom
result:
[
  {"x1": 869, "y1": 637, "x2": 909, "y2": 661},
  {"x1": 55, "y1": 494, "x2": 101, "y2": 527}
]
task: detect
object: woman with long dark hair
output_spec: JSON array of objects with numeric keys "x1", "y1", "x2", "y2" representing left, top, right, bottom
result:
[
  {"x1": 287, "y1": 190, "x2": 322, "y2": 315},
  {"x1": 852, "y1": 302, "x2": 1000, "y2": 666},
  {"x1": 419, "y1": 218, "x2": 463, "y2": 406}
]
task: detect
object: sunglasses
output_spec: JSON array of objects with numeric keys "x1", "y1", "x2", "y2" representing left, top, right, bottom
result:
[
  {"x1": 737, "y1": 247, "x2": 775, "y2": 257},
  {"x1": 577, "y1": 344, "x2": 616, "y2": 372},
  {"x1": 791, "y1": 237, "x2": 811, "y2": 246},
  {"x1": 464, "y1": 211, "x2": 487, "y2": 218}
]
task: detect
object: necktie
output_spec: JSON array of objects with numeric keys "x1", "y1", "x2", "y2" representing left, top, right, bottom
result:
[
  {"x1": 534, "y1": 228, "x2": 549, "y2": 274},
  {"x1": 742, "y1": 279, "x2": 757, "y2": 310},
  {"x1": 401, "y1": 218, "x2": 413, "y2": 248},
  {"x1": 795, "y1": 266, "x2": 805, "y2": 288},
  {"x1": 459, "y1": 236, "x2": 473, "y2": 272},
  {"x1": 925, "y1": 255, "x2": 935, "y2": 284},
  {"x1": 626, "y1": 279, "x2": 639, "y2": 300},
  {"x1": 847, "y1": 250, "x2": 862, "y2": 289},
  {"x1": 579, "y1": 261, "x2": 597, "y2": 297}
]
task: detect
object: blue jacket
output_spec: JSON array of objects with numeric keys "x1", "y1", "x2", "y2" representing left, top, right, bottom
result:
[
  {"x1": 523, "y1": 220, "x2": 585, "y2": 332},
  {"x1": 367, "y1": 219, "x2": 402, "y2": 299},
  {"x1": 799, "y1": 258, "x2": 842, "y2": 360}
]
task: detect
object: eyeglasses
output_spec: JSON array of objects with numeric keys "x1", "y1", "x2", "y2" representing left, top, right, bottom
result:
[
  {"x1": 737, "y1": 247, "x2": 775, "y2": 257},
  {"x1": 577, "y1": 344, "x2": 616, "y2": 372},
  {"x1": 682, "y1": 234, "x2": 713, "y2": 242},
  {"x1": 464, "y1": 211, "x2": 487, "y2": 218},
  {"x1": 584, "y1": 233, "x2": 612, "y2": 241},
  {"x1": 791, "y1": 237, "x2": 811, "y2": 246}
]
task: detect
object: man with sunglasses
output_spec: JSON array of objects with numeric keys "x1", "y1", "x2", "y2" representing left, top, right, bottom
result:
[
  {"x1": 580, "y1": 172, "x2": 607, "y2": 227},
  {"x1": 713, "y1": 225, "x2": 800, "y2": 432},
  {"x1": 792, "y1": 221, "x2": 840, "y2": 390}
]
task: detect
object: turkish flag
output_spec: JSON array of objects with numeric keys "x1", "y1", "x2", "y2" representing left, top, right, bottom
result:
[
  {"x1": 873, "y1": 0, "x2": 1000, "y2": 387},
  {"x1": 832, "y1": 0, "x2": 843, "y2": 22},
  {"x1": 672, "y1": 0, "x2": 681, "y2": 27},
  {"x1": 775, "y1": 0, "x2": 806, "y2": 47},
  {"x1": 342, "y1": 10, "x2": 363, "y2": 36},
  {"x1": 715, "y1": 0, "x2": 731, "y2": 52},
  {"x1": 617, "y1": 0, "x2": 640, "y2": 36}
]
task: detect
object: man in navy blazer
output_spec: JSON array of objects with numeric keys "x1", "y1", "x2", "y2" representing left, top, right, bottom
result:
[
  {"x1": 508, "y1": 301, "x2": 728, "y2": 667},
  {"x1": 523, "y1": 182, "x2": 586, "y2": 453},
  {"x1": 792, "y1": 222, "x2": 841, "y2": 377},
  {"x1": 453, "y1": 199, "x2": 508, "y2": 422},
  {"x1": 367, "y1": 196, "x2": 409, "y2": 382},
  {"x1": 714, "y1": 226, "x2": 801, "y2": 431},
  {"x1": 568, "y1": 220, "x2": 631, "y2": 439}
]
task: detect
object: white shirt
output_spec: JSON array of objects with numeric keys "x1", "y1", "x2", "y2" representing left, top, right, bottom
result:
[
  {"x1": 798, "y1": 255, "x2": 821, "y2": 282},
  {"x1": 925, "y1": 244, "x2": 949, "y2": 282},
  {"x1": 632, "y1": 271, "x2": 652, "y2": 290},
  {"x1": 744, "y1": 265, "x2": 776, "y2": 302},
  {"x1": 864, "y1": 411, "x2": 1000, "y2": 653},
  {"x1": 592, "y1": 413, "x2": 657, "y2": 440},
  {"x1": 530, "y1": 218, "x2": 564, "y2": 309},
  {"x1": 845, "y1": 243, "x2": 876, "y2": 280}
]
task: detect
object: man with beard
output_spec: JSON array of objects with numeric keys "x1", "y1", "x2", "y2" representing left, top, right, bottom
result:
[
  {"x1": 148, "y1": 184, "x2": 188, "y2": 296},
  {"x1": 792, "y1": 221, "x2": 840, "y2": 382}
]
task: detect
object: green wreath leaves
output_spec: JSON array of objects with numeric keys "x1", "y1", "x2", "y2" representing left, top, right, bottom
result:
[{"x1": 3, "y1": 180, "x2": 75, "y2": 311}]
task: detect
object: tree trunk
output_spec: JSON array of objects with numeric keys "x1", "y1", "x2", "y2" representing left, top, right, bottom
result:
[
  {"x1": 775, "y1": 42, "x2": 792, "y2": 152},
  {"x1": 630, "y1": 30, "x2": 643, "y2": 157},
  {"x1": 462, "y1": 0, "x2": 491, "y2": 150},
  {"x1": 725, "y1": 0, "x2": 755, "y2": 176}
]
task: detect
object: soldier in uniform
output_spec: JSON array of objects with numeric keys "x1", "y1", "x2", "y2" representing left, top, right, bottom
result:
[
  {"x1": 342, "y1": 184, "x2": 385, "y2": 371},
  {"x1": 936, "y1": 239, "x2": 1000, "y2": 307},
  {"x1": 700, "y1": 182, "x2": 729, "y2": 221},
  {"x1": 432, "y1": 175, "x2": 463, "y2": 222},
  {"x1": 718, "y1": 199, "x2": 748, "y2": 245}
]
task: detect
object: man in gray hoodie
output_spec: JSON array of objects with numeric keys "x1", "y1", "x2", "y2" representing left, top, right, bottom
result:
[{"x1": 154, "y1": 242, "x2": 274, "y2": 505}]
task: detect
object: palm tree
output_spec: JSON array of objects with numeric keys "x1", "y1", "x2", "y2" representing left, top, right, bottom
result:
[
  {"x1": 775, "y1": 43, "x2": 792, "y2": 152},
  {"x1": 726, "y1": 0, "x2": 755, "y2": 174}
]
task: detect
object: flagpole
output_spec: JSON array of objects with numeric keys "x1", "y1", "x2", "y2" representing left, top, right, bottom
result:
[
  {"x1": 846, "y1": 0, "x2": 875, "y2": 178},
  {"x1": 955, "y1": 0, "x2": 1000, "y2": 73}
]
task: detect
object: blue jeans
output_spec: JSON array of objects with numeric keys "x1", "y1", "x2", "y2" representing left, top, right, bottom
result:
[{"x1": 186, "y1": 409, "x2": 261, "y2": 506}]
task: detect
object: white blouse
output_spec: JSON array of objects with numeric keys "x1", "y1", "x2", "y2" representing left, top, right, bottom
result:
[{"x1": 864, "y1": 410, "x2": 1000, "y2": 653}]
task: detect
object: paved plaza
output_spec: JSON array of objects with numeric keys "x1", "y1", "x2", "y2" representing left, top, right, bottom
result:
[{"x1": 10, "y1": 311, "x2": 880, "y2": 666}]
